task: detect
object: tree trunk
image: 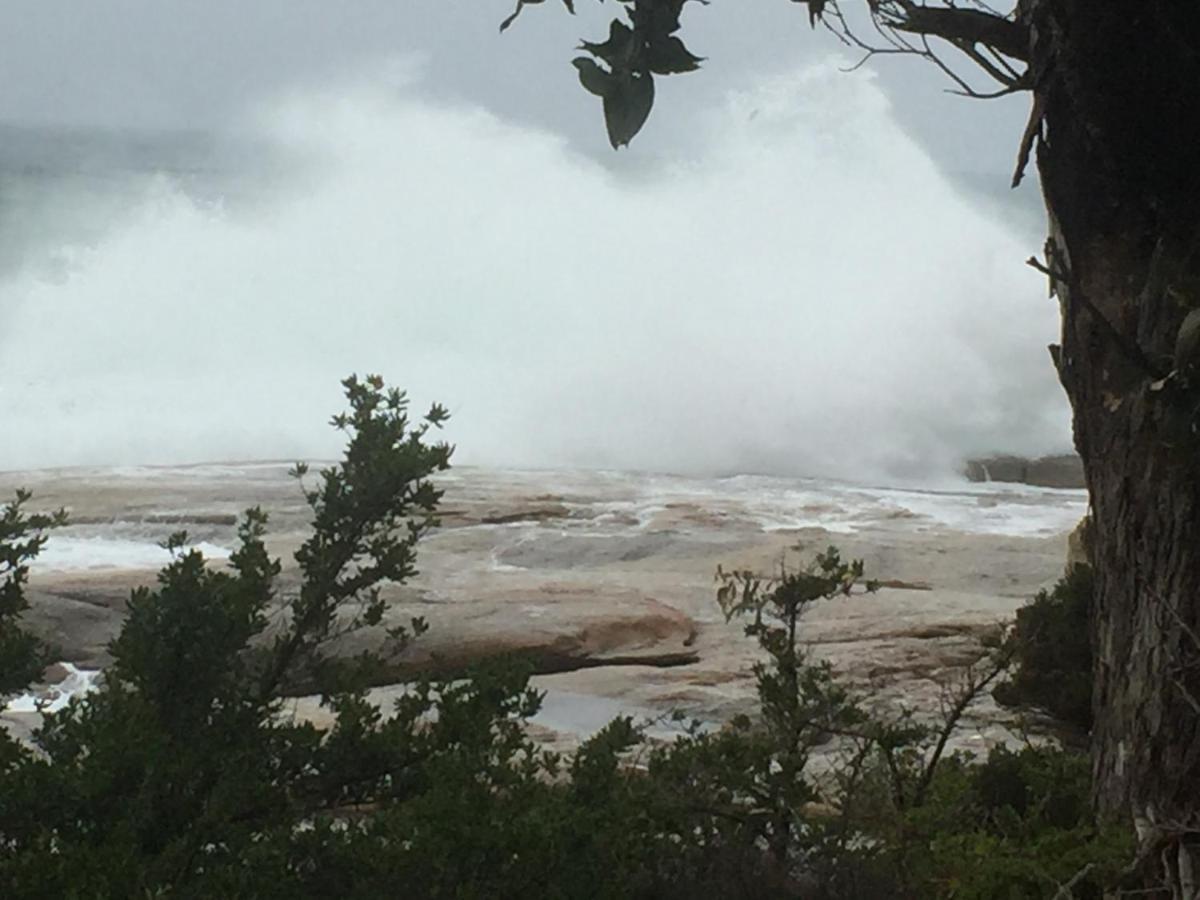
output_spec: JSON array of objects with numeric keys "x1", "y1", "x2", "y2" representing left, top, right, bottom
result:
[{"x1": 1028, "y1": 0, "x2": 1200, "y2": 890}]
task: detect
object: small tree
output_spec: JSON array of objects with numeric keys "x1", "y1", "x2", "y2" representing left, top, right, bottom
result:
[
  {"x1": 714, "y1": 549, "x2": 877, "y2": 865},
  {"x1": 0, "y1": 375, "x2": 509, "y2": 896},
  {"x1": 659, "y1": 551, "x2": 1125, "y2": 897},
  {"x1": 0, "y1": 492, "x2": 65, "y2": 701}
]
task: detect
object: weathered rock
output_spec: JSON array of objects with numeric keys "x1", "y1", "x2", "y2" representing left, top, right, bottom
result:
[
  {"x1": 477, "y1": 503, "x2": 572, "y2": 526},
  {"x1": 41, "y1": 662, "x2": 71, "y2": 685},
  {"x1": 17, "y1": 550, "x2": 700, "y2": 692},
  {"x1": 3, "y1": 462, "x2": 1085, "y2": 757},
  {"x1": 276, "y1": 588, "x2": 699, "y2": 695},
  {"x1": 0, "y1": 711, "x2": 38, "y2": 745},
  {"x1": 19, "y1": 570, "x2": 157, "y2": 668},
  {"x1": 964, "y1": 453, "x2": 1085, "y2": 489}
]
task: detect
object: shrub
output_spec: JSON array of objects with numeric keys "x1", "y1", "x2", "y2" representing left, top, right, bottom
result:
[
  {"x1": 0, "y1": 375, "x2": 471, "y2": 897},
  {"x1": 0, "y1": 492, "x2": 65, "y2": 699},
  {"x1": 705, "y1": 553, "x2": 1126, "y2": 899},
  {"x1": 994, "y1": 565, "x2": 1094, "y2": 734}
]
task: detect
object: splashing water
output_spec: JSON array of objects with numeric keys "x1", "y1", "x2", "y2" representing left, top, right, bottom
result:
[{"x1": 0, "y1": 62, "x2": 1068, "y2": 482}]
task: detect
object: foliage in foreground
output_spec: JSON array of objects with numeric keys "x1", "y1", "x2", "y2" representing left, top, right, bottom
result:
[
  {"x1": 0, "y1": 494, "x2": 65, "y2": 698},
  {"x1": 0, "y1": 377, "x2": 1127, "y2": 898},
  {"x1": 993, "y1": 564, "x2": 1094, "y2": 735}
]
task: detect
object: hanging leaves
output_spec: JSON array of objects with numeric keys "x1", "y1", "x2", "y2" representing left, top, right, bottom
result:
[
  {"x1": 499, "y1": 0, "x2": 575, "y2": 34},
  {"x1": 605, "y1": 67, "x2": 656, "y2": 148},
  {"x1": 501, "y1": 0, "x2": 705, "y2": 147},
  {"x1": 576, "y1": 1, "x2": 704, "y2": 147},
  {"x1": 571, "y1": 57, "x2": 656, "y2": 148},
  {"x1": 646, "y1": 35, "x2": 703, "y2": 75},
  {"x1": 790, "y1": 0, "x2": 828, "y2": 28},
  {"x1": 572, "y1": 58, "x2": 617, "y2": 99}
]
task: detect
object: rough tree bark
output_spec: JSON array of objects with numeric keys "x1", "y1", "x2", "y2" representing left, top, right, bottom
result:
[{"x1": 1026, "y1": 0, "x2": 1200, "y2": 890}]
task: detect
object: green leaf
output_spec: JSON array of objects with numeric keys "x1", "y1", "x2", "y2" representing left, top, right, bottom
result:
[
  {"x1": 602, "y1": 68, "x2": 655, "y2": 149},
  {"x1": 580, "y1": 19, "x2": 638, "y2": 69},
  {"x1": 572, "y1": 57, "x2": 616, "y2": 98},
  {"x1": 646, "y1": 35, "x2": 703, "y2": 75}
]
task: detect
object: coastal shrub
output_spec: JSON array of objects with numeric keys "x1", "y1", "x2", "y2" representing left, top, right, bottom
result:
[
  {"x1": 0, "y1": 492, "x2": 65, "y2": 699},
  {"x1": 703, "y1": 556, "x2": 1127, "y2": 899},
  {"x1": 994, "y1": 565, "x2": 1094, "y2": 734},
  {"x1": 844, "y1": 741, "x2": 1131, "y2": 899},
  {"x1": 0, "y1": 375, "x2": 471, "y2": 896},
  {"x1": 0, "y1": 379, "x2": 1128, "y2": 897}
]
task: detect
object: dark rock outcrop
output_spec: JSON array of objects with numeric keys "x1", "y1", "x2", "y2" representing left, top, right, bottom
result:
[{"x1": 964, "y1": 454, "x2": 1085, "y2": 489}]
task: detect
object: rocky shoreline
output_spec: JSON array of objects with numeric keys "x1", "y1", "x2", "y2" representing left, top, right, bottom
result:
[
  {"x1": 964, "y1": 453, "x2": 1084, "y2": 489},
  {"x1": 2, "y1": 463, "x2": 1085, "y2": 754}
]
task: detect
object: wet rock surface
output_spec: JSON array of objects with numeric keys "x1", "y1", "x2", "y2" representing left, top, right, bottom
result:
[
  {"x1": 964, "y1": 453, "x2": 1085, "y2": 489},
  {"x1": 1, "y1": 463, "x2": 1086, "y2": 754}
]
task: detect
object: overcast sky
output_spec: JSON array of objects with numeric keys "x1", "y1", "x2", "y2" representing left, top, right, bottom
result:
[{"x1": 1, "y1": 1, "x2": 1031, "y2": 179}]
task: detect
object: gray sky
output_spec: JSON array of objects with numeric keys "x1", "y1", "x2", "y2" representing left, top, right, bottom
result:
[{"x1": 1, "y1": 1, "x2": 1031, "y2": 179}]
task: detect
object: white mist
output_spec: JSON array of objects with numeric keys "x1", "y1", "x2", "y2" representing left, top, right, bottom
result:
[{"x1": 0, "y1": 61, "x2": 1069, "y2": 481}]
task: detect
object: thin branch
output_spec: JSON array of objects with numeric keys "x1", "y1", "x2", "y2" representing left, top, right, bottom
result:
[
  {"x1": 962, "y1": 0, "x2": 1005, "y2": 15},
  {"x1": 874, "y1": 10, "x2": 922, "y2": 54},
  {"x1": 1012, "y1": 90, "x2": 1045, "y2": 187},
  {"x1": 920, "y1": 34, "x2": 979, "y2": 95},
  {"x1": 841, "y1": 47, "x2": 913, "y2": 73},
  {"x1": 1162, "y1": 593, "x2": 1200, "y2": 655},
  {"x1": 888, "y1": 1, "x2": 1030, "y2": 62},
  {"x1": 983, "y1": 42, "x2": 1022, "y2": 81},
  {"x1": 1026, "y1": 256, "x2": 1062, "y2": 282},
  {"x1": 1050, "y1": 863, "x2": 1097, "y2": 899},
  {"x1": 947, "y1": 80, "x2": 1028, "y2": 99},
  {"x1": 952, "y1": 37, "x2": 1019, "y2": 86},
  {"x1": 913, "y1": 644, "x2": 1014, "y2": 807},
  {"x1": 825, "y1": 0, "x2": 1031, "y2": 99},
  {"x1": 1172, "y1": 678, "x2": 1200, "y2": 717}
]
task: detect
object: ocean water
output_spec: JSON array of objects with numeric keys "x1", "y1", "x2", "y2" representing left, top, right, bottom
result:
[
  {"x1": 32, "y1": 536, "x2": 232, "y2": 571},
  {"x1": 19, "y1": 463, "x2": 1086, "y2": 579},
  {"x1": 5, "y1": 664, "x2": 100, "y2": 715}
]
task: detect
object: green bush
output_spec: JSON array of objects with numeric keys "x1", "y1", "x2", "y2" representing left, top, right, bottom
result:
[
  {"x1": 994, "y1": 566, "x2": 1094, "y2": 734},
  {"x1": 704, "y1": 555, "x2": 1125, "y2": 899},
  {"x1": 0, "y1": 492, "x2": 65, "y2": 699},
  {"x1": 0, "y1": 375, "x2": 469, "y2": 897}
]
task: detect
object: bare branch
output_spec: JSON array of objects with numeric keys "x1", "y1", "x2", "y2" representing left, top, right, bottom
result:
[
  {"x1": 1050, "y1": 863, "x2": 1097, "y2": 900},
  {"x1": 912, "y1": 644, "x2": 1014, "y2": 806},
  {"x1": 886, "y1": 1, "x2": 1029, "y2": 63},
  {"x1": 983, "y1": 42, "x2": 1022, "y2": 81},
  {"x1": 1172, "y1": 678, "x2": 1200, "y2": 717},
  {"x1": 952, "y1": 37, "x2": 1019, "y2": 86},
  {"x1": 919, "y1": 34, "x2": 979, "y2": 96},
  {"x1": 840, "y1": 47, "x2": 914, "y2": 73},
  {"x1": 1161, "y1": 593, "x2": 1200, "y2": 654},
  {"x1": 1026, "y1": 255, "x2": 1063, "y2": 282},
  {"x1": 1012, "y1": 90, "x2": 1045, "y2": 187},
  {"x1": 822, "y1": 2, "x2": 1030, "y2": 101},
  {"x1": 947, "y1": 80, "x2": 1028, "y2": 100}
]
